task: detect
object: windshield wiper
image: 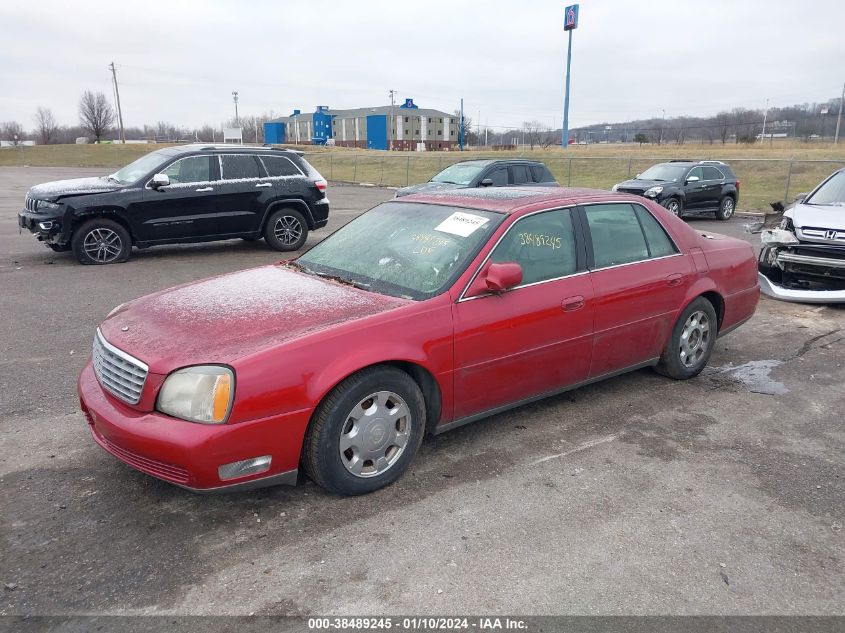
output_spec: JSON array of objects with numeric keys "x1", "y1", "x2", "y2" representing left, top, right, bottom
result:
[
  {"x1": 106, "y1": 174, "x2": 121, "y2": 184},
  {"x1": 287, "y1": 260, "x2": 316, "y2": 275},
  {"x1": 314, "y1": 271, "x2": 371, "y2": 291}
]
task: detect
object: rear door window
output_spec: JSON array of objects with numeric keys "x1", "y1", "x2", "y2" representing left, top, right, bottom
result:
[
  {"x1": 220, "y1": 155, "x2": 261, "y2": 180},
  {"x1": 531, "y1": 165, "x2": 553, "y2": 183},
  {"x1": 584, "y1": 204, "x2": 650, "y2": 268},
  {"x1": 261, "y1": 155, "x2": 302, "y2": 177},
  {"x1": 703, "y1": 166, "x2": 725, "y2": 181},
  {"x1": 510, "y1": 165, "x2": 531, "y2": 184},
  {"x1": 633, "y1": 205, "x2": 678, "y2": 258}
]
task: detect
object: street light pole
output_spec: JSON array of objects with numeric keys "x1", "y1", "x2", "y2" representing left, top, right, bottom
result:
[
  {"x1": 389, "y1": 89, "x2": 396, "y2": 150},
  {"x1": 760, "y1": 98, "x2": 769, "y2": 144},
  {"x1": 232, "y1": 91, "x2": 239, "y2": 126},
  {"x1": 835, "y1": 82, "x2": 844, "y2": 145},
  {"x1": 659, "y1": 109, "x2": 666, "y2": 145}
]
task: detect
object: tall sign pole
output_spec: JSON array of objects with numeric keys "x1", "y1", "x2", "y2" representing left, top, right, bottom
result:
[
  {"x1": 562, "y1": 4, "x2": 579, "y2": 148},
  {"x1": 460, "y1": 98, "x2": 465, "y2": 151}
]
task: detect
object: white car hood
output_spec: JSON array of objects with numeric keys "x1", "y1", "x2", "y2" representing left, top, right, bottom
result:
[{"x1": 786, "y1": 203, "x2": 845, "y2": 229}]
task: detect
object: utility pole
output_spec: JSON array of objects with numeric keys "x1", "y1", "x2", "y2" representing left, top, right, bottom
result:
[
  {"x1": 835, "y1": 82, "x2": 844, "y2": 145},
  {"x1": 459, "y1": 98, "x2": 465, "y2": 151},
  {"x1": 478, "y1": 110, "x2": 481, "y2": 148},
  {"x1": 388, "y1": 89, "x2": 396, "y2": 150},
  {"x1": 232, "y1": 91, "x2": 239, "y2": 126},
  {"x1": 760, "y1": 98, "x2": 769, "y2": 144},
  {"x1": 108, "y1": 62, "x2": 125, "y2": 144},
  {"x1": 659, "y1": 108, "x2": 666, "y2": 145}
]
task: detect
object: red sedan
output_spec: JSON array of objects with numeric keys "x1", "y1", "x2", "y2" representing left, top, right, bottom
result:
[{"x1": 79, "y1": 187, "x2": 759, "y2": 495}]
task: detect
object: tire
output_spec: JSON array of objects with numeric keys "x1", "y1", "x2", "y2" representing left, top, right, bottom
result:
[
  {"x1": 663, "y1": 197, "x2": 683, "y2": 218},
  {"x1": 654, "y1": 297, "x2": 718, "y2": 380},
  {"x1": 264, "y1": 208, "x2": 308, "y2": 252},
  {"x1": 302, "y1": 366, "x2": 426, "y2": 496},
  {"x1": 716, "y1": 196, "x2": 735, "y2": 221},
  {"x1": 71, "y1": 218, "x2": 131, "y2": 265}
]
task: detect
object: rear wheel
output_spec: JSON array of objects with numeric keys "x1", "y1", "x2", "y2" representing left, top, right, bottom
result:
[
  {"x1": 302, "y1": 366, "x2": 426, "y2": 496},
  {"x1": 663, "y1": 197, "x2": 683, "y2": 218},
  {"x1": 264, "y1": 208, "x2": 308, "y2": 252},
  {"x1": 71, "y1": 219, "x2": 131, "y2": 265},
  {"x1": 654, "y1": 297, "x2": 718, "y2": 380},
  {"x1": 716, "y1": 196, "x2": 735, "y2": 220}
]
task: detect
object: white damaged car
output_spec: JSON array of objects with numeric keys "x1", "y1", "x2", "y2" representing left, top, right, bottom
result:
[{"x1": 758, "y1": 168, "x2": 845, "y2": 303}]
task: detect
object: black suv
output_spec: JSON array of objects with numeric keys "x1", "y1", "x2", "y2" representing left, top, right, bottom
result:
[
  {"x1": 394, "y1": 159, "x2": 558, "y2": 197},
  {"x1": 18, "y1": 144, "x2": 329, "y2": 264},
  {"x1": 612, "y1": 160, "x2": 739, "y2": 220}
]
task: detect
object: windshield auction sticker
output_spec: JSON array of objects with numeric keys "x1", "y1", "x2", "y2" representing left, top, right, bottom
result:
[{"x1": 434, "y1": 212, "x2": 490, "y2": 237}]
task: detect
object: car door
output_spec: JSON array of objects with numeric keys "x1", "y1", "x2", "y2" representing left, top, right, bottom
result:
[
  {"x1": 451, "y1": 207, "x2": 594, "y2": 420},
  {"x1": 135, "y1": 155, "x2": 220, "y2": 242},
  {"x1": 702, "y1": 166, "x2": 726, "y2": 207},
  {"x1": 213, "y1": 154, "x2": 275, "y2": 235},
  {"x1": 683, "y1": 166, "x2": 708, "y2": 210},
  {"x1": 581, "y1": 202, "x2": 691, "y2": 378},
  {"x1": 258, "y1": 154, "x2": 307, "y2": 229}
]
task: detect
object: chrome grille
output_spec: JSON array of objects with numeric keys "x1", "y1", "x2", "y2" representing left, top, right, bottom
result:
[
  {"x1": 92, "y1": 329, "x2": 149, "y2": 404},
  {"x1": 25, "y1": 196, "x2": 39, "y2": 212},
  {"x1": 797, "y1": 227, "x2": 845, "y2": 244}
]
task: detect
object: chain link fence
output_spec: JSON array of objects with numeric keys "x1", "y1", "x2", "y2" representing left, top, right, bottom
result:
[{"x1": 303, "y1": 152, "x2": 845, "y2": 212}]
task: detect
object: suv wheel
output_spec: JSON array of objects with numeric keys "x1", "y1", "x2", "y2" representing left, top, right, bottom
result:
[
  {"x1": 71, "y1": 219, "x2": 131, "y2": 265},
  {"x1": 716, "y1": 196, "x2": 735, "y2": 221},
  {"x1": 264, "y1": 208, "x2": 308, "y2": 252},
  {"x1": 663, "y1": 198, "x2": 683, "y2": 217}
]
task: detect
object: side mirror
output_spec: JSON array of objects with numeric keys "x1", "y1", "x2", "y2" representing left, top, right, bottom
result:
[
  {"x1": 793, "y1": 193, "x2": 808, "y2": 204},
  {"x1": 150, "y1": 173, "x2": 170, "y2": 189},
  {"x1": 485, "y1": 262, "x2": 523, "y2": 293},
  {"x1": 686, "y1": 175, "x2": 700, "y2": 183},
  {"x1": 479, "y1": 178, "x2": 494, "y2": 187}
]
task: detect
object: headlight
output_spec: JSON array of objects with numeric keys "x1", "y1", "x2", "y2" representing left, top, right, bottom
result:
[
  {"x1": 761, "y1": 228, "x2": 799, "y2": 246},
  {"x1": 611, "y1": 184, "x2": 619, "y2": 192},
  {"x1": 38, "y1": 201, "x2": 61, "y2": 210},
  {"x1": 157, "y1": 365, "x2": 235, "y2": 424},
  {"x1": 644, "y1": 186, "x2": 663, "y2": 197}
]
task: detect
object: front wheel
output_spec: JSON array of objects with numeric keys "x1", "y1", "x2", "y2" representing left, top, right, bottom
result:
[
  {"x1": 663, "y1": 197, "x2": 683, "y2": 218},
  {"x1": 716, "y1": 196, "x2": 735, "y2": 220},
  {"x1": 71, "y1": 219, "x2": 132, "y2": 265},
  {"x1": 264, "y1": 208, "x2": 308, "y2": 252},
  {"x1": 654, "y1": 297, "x2": 718, "y2": 380},
  {"x1": 302, "y1": 367, "x2": 426, "y2": 496}
]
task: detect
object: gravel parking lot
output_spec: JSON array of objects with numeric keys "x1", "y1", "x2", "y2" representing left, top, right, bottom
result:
[{"x1": 1, "y1": 167, "x2": 843, "y2": 616}]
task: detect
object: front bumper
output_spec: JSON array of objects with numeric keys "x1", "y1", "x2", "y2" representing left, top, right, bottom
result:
[
  {"x1": 78, "y1": 362, "x2": 312, "y2": 492},
  {"x1": 758, "y1": 272, "x2": 845, "y2": 304},
  {"x1": 18, "y1": 210, "x2": 65, "y2": 243}
]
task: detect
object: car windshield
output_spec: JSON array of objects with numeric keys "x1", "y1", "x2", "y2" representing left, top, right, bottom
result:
[
  {"x1": 296, "y1": 202, "x2": 503, "y2": 300},
  {"x1": 430, "y1": 162, "x2": 486, "y2": 185},
  {"x1": 806, "y1": 170, "x2": 845, "y2": 206},
  {"x1": 638, "y1": 164, "x2": 689, "y2": 182},
  {"x1": 110, "y1": 150, "x2": 173, "y2": 184}
]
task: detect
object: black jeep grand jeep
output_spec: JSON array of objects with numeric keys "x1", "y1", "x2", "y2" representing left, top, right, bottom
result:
[
  {"x1": 612, "y1": 160, "x2": 740, "y2": 220},
  {"x1": 18, "y1": 144, "x2": 329, "y2": 264}
]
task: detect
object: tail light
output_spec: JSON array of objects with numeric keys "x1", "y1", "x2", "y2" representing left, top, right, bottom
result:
[
  {"x1": 313, "y1": 178, "x2": 327, "y2": 192},
  {"x1": 735, "y1": 180, "x2": 741, "y2": 190}
]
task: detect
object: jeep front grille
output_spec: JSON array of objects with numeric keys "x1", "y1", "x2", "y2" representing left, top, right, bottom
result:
[
  {"x1": 25, "y1": 196, "x2": 39, "y2": 212},
  {"x1": 92, "y1": 329, "x2": 149, "y2": 405}
]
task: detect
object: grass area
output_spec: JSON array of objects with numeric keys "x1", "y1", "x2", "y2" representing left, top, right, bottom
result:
[{"x1": 3, "y1": 141, "x2": 845, "y2": 211}]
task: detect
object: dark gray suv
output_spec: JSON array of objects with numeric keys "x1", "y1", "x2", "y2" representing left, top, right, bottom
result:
[{"x1": 395, "y1": 159, "x2": 558, "y2": 197}]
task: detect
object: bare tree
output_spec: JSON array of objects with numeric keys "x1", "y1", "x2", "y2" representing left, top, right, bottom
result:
[
  {"x1": 522, "y1": 121, "x2": 546, "y2": 150},
  {"x1": 34, "y1": 107, "x2": 59, "y2": 145},
  {"x1": 78, "y1": 90, "x2": 115, "y2": 142},
  {"x1": 1, "y1": 121, "x2": 26, "y2": 145}
]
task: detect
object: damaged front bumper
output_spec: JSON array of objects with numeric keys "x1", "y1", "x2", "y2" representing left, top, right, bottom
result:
[{"x1": 758, "y1": 237, "x2": 845, "y2": 303}]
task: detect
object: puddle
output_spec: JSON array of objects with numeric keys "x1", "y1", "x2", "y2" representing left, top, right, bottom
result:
[{"x1": 711, "y1": 360, "x2": 788, "y2": 395}]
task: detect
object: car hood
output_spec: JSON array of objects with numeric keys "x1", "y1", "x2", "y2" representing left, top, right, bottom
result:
[
  {"x1": 99, "y1": 264, "x2": 411, "y2": 373},
  {"x1": 614, "y1": 179, "x2": 668, "y2": 191},
  {"x1": 395, "y1": 181, "x2": 465, "y2": 197},
  {"x1": 784, "y1": 202, "x2": 845, "y2": 229},
  {"x1": 28, "y1": 176, "x2": 122, "y2": 201}
]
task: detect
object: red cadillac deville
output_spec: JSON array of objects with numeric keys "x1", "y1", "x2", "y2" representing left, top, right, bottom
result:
[{"x1": 79, "y1": 187, "x2": 759, "y2": 495}]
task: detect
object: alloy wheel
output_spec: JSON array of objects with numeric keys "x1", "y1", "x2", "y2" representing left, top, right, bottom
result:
[
  {"x1": 722, "y1": 198, "x2": 734, "y2": 218},
  {"x1": 273, "y1": 215, "x2": 303, "y2": 246},
  {"x1": 82, "y1": 228, "x2": 123, "y2": 263}
]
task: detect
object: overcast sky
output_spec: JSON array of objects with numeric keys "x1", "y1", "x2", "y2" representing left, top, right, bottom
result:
[{"x1": 1, "y1": 0, "x2": 843, "y2": 133}]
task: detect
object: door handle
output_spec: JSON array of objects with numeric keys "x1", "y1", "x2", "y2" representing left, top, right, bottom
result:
[
  {"x1": 255, "y1": 182, "x2": 272, "y2": 188},
  {"x1": 562, "y1": 295, "x2": 585, "y2": 311},
  {"x1": 195, "y1": 187, "x2": 213, "y2": 192},
  {"x1": 667, "y1": 273, "x2": 684, "y2": 287}
]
